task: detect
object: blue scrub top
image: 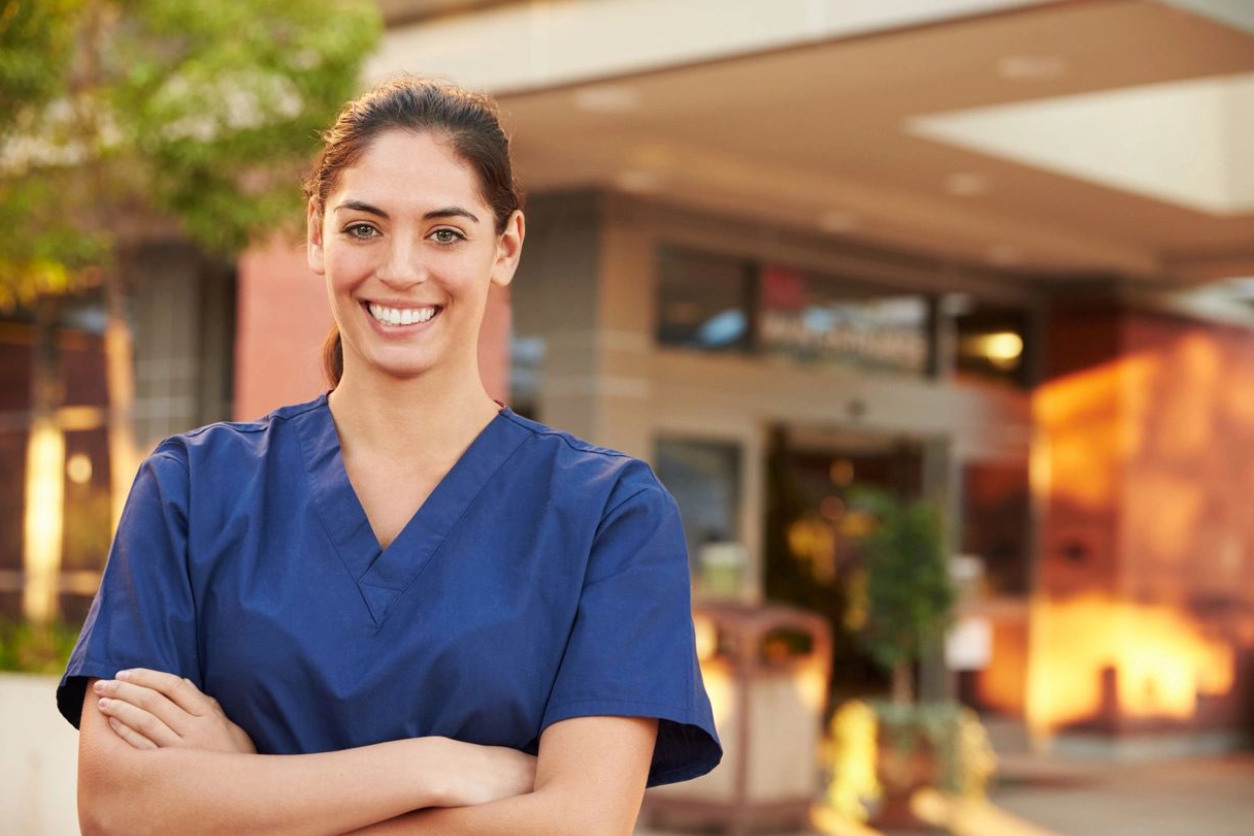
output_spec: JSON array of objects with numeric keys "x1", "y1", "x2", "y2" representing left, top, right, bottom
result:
[{"x1": 58, "y1": 395, "x2": 721, "y2": 787}]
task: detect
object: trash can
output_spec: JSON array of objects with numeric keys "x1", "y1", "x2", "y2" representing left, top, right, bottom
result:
[{"x1": 644, "y1": 602, "x2": 832, "y2": 835}]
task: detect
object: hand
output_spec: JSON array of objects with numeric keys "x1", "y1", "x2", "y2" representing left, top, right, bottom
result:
[
  {"x1": 93, "y1": 668, "x2": 256, "y2": 754},
  {"x1": 427, "y1": 737, "x2": 537, "y2": 808}
]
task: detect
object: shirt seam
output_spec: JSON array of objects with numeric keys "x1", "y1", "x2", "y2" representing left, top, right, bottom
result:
[
  {"x1": 148, "y1": 446, "x2": 190, "y2": 474},
  {"x1": 600, "y1": 484, "x2": 664, "y2": 523},
  {"x1": 500, "y1": 410, "x2": 633, "y2": 460},
  {"x1": 181, "y1": 394, "x2": 326, "y2": 439},
  {"x1": 545, "y1": 696, "x2": 703, "y2": 713}
]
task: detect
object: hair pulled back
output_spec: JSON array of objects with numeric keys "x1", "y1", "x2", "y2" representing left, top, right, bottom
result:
[{"x1": 307, "y1": 77, "x2": 524, "y2": 388}]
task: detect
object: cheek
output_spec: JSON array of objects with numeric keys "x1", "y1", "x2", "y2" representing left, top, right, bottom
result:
[{"x1": 325, "y1": 250, "x2": 369, "y2": 290}]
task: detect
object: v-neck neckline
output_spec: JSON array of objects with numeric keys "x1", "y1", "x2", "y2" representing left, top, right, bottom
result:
[{"x1": 293, "y1": 394, "x2": 529, "y2": 625}]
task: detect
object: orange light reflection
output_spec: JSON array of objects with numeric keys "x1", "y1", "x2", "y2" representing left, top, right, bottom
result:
[{"x1": 1027, "y1": 594, "x2": 1234, "y2": 730}]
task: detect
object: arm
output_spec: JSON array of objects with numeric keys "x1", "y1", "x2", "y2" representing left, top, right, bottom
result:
[
  {"x1": 346, "y1": 715, "x2": 658, "y2": 836},
  {"x1": 78, "y1": 679, "x2": 535, "y2": 836}
]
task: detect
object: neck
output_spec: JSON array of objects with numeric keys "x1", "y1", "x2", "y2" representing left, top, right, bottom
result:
[{"x1": 327, "y1": 358, "x2": 502, "y2": 466}]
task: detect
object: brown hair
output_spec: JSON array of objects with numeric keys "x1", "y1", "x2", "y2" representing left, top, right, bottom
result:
[{"x1": 307, "y1": 77, "x2": 524, "y2": 388}]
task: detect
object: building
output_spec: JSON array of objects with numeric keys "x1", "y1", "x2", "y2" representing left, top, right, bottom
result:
[{"x1": 13, "y1": 0, "x2": 1251, "y2": 754}]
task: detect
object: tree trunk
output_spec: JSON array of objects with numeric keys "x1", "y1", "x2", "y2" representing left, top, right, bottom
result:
[
  {"x1": 22, "y1": 295, "x2": 65, "y2": 624},
  {"x1": 892, "y1": 659, "x2": 914, "y2": 706},
  {"x1": 103, "y1": 268, "x2": 139, "y2": 533}
]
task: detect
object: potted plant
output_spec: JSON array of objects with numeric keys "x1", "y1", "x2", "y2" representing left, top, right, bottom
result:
[{"x1": 821, "y1": 487, "x2": 994, "y2": 829}]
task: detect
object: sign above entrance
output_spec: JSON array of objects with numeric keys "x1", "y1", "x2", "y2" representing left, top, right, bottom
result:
[{"x1": 760, "y1": 266, "x2": 930, "y2": 375}]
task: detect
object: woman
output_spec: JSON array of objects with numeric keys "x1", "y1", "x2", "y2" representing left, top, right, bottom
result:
[{"x1": 58, "y1": 77, "x2": 721, "y2": 836}]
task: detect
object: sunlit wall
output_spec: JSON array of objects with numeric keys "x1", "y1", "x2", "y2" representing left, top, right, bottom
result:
[{"x1": 1009, "y1": 304, "x2": 1254, "y2": 737}]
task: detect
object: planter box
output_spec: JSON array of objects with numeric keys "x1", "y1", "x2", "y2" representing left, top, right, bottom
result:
[{"x1": 0, "y1": 673, "x2": 80, "y2": 836}]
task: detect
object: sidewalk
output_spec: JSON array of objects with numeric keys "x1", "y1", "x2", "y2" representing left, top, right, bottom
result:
[
  {"x1": 637, "y1": 749, "x2": 1254, "y2": 836},
  {"x1": 989, "y1": 750, "x2": 1254, "y2": 836}
]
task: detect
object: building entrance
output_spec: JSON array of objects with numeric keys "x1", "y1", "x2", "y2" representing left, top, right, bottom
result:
[{"x1": 762, "y1": 422, "x2": 929, "y2": 708}]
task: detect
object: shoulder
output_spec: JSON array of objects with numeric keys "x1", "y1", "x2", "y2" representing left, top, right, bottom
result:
[
  {"x1": 499, "y1": 409, "x2": 671, "y2": 514},
  {"x1": 148, "y1": 395, "x2": 325, "y2": 469}
]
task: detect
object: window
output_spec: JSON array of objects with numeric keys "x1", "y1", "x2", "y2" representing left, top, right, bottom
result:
[
  {"x1": 945, "y1": 295, "x2": 1032, "y2": 388},
  {"x1": 656, "y1": 247, "x2": 754, "y2": 353},
  {"x1": 654, "y1": 436, "x2": 742, "y2": 573}
]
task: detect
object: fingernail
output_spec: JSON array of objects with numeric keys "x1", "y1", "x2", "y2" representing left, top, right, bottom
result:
[
  {"x1": 116, "y1": 670, "x2": 130, "y2": 681},
  {"x1": 98, "y1": 698, "x2": 109, "y2": 711},
  {"x1": 92, "y1": 681, "x2": 106, "y2": 694}
]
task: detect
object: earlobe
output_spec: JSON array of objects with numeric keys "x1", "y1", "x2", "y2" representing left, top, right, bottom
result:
[
  {"x1": 307, "y1": 201, "x2": 326, "y2": 276},
  {"x1": 490, "y1": 210, "x2": 525, "y2": 288}
]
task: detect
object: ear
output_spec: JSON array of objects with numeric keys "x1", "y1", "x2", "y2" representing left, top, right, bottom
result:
[
  {"x1": 489, "y1": 210, "x2": 525, "y2": 288},
  {"x1": 307, "y1": 199, "x2": 326, "y2": 276}
]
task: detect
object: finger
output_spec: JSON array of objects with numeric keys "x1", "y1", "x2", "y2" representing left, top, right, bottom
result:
[
  {"x1": 106, "y1": 716, "x2": 158, "y2": 750},
  {"x1": 97, "y1": 697, "x2": 181, "y2": 748},
  {"x1": 117, "y1": 668, "x2": 213, "y2": 716},
  {"x1": 101, "y1": 680, "x2": 193, "y2": 732}
]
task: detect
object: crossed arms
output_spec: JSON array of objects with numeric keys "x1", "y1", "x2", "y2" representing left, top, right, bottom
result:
[{"x1": 77, "y1": 670, "x2": 657, "y2": 836}]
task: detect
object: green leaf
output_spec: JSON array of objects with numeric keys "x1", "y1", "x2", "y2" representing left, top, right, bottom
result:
[{"x1": 0, "y1": 0, "x2": 381, "y2": 298}]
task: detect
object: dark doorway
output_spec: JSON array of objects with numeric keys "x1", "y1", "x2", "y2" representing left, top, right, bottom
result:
[{"x1": 763, "y1": 423, "x2": 926, "y2": 710}]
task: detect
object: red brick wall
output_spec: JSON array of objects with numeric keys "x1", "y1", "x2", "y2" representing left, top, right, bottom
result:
[{"x1": 1033, "y1": 304, "x2": 1254, "y2": 735}]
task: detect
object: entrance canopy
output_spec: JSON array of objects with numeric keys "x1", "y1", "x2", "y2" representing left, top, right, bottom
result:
[{"x1": 372, "y1": 0, "x2": 1254, "y2": 286}]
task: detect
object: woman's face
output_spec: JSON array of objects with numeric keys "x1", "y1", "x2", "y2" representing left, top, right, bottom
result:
[{"x1": 307, "y1": 128, "x2": 523, "y2": 385}]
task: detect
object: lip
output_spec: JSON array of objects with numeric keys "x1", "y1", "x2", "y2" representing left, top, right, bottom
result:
[
  {"x1": 360, "y1": 300, "x2": 443, "y2": 335},
  {"x1": 365, "y1": 298, "x2": 442, "y2": 310}
]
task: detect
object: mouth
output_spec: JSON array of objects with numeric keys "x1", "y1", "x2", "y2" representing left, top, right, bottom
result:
[{"x1": 365, "y1": 302, "x2": 442, "y2": 327}]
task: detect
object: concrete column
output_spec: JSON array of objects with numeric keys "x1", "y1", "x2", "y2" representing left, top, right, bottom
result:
[{"x1": 511, "y1": 192, "x2": 604, "y2": 439}]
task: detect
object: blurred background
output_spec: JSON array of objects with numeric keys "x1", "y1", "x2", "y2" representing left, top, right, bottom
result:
[{"x1": 3, "y1": 1, "x2": 1254, "y2": 834}]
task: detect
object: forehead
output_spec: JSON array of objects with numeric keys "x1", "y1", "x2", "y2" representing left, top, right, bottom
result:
[{"x1": 331, "y1": 129, "x2": 487, "y2": 214}]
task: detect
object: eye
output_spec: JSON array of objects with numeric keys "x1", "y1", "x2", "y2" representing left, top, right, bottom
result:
[
  {"x1": 430, "y1": 228, "x2": 466, "y2": 245},
  {"x1": 344, "y1": 223, "x2": 379, "y2": 240}
]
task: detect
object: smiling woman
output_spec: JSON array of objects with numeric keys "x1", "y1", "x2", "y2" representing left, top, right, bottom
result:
[
  {"x1": 57, "y1": 77, "x2": 720, "y2": 836},
  {"x1": 310, "y1": 128, "x2": 515, "y2": 388}
]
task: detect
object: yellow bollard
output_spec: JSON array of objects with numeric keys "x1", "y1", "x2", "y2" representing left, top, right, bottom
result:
[{"x1": 809, "y1": 804, "x2": 888, "y2": 836}]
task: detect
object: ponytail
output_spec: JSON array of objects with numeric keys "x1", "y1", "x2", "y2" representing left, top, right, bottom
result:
[{"x1": 322, "y1": 326, "x2": 343, "y2": 388}]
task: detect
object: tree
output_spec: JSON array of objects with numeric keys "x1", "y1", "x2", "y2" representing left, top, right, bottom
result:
[
  {"x1": 845, "y1": 487, "x2": 955, "y2": 705},
  {"x1": 0, "y1": 0, "x2": 381, "y2": 622}
]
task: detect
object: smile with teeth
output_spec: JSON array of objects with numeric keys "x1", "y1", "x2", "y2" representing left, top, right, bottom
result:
[{"x1": 367, "y1": 303, "x2": 440, "y2": 327}]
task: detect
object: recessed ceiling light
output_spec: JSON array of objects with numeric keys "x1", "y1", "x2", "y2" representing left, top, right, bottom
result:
[
  {"x1": 573, "y1": 85, "x2": 640, "y2": 113},
  {"x1": 987, "y1": 244, "x2": 1022, "y2": 266},
  {"x1": 998, "y1": 55, "x2": 1068, "y2": 82},
  {"x1": 818, "y1": 210, "x2": 858, "y2": 233},
  {"x1": 946, "y1": 171, "x2": 991, "y2": 197},
  {"x1": 615, "y1": 170, "x2": 665, "y2": 193}
]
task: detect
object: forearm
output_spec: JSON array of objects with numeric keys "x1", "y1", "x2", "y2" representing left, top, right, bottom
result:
[
  {"x1": 344, "y1": 783, "x2": 640, "y2": 836},
  {"x1": 343, "y1": 717, "x2": 657, "y2": 836},
  {"x1": 80, "y1": 736, "x2": 446, "y2": 836}
]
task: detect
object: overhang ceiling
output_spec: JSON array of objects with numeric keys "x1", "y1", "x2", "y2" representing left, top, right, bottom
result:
[{"x1": 494, "y1": 0, "x2": 1254, "y2": 285}]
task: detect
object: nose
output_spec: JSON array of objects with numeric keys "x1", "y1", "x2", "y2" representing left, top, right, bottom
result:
[{"x1": 376, "y1": 234, "x2": 428, "y2": 289}]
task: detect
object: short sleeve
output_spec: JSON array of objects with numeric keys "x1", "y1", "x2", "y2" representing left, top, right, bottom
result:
[
  {"x1": 540, "y1": 484, "x2": 722, "y2": 787},
  {"x1": 56, "y1": 445, "x2": 201, "y2": 728}
]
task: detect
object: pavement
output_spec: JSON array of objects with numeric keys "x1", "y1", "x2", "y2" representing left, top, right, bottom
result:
[
  {"x1": 636, "y1": 738, "x2": 1254, "y2": 836},
  {"x1": 986, "y1": 750, "x2": 1254, "y2": 836}
]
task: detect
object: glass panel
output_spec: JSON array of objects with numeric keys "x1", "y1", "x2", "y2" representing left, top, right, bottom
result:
[
  {"x1": 763, "y1": 426, "x2": 927, "y2": 701},
  {"x1": 655, "y1": 247, "x2": 753, "y2": 352},
  {"x1": 509, "y1": 335, "x2": 545, "y2": 420},
  {"x1": 946, "y1": 294, "x2": 1032, "y2": 387},
  {"x1": 960, "y1": 461, "x2": 1031, "y2": 595},
  {"x1": 654, "y1": 436, "x2": 742, "y2": 588},
  {"x1": 759, "y1": 265, "x2": 930, "y2": 375}
]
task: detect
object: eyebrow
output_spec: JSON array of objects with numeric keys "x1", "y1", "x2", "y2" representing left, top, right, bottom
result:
[{"x1": 333, "y1": 200, "x2": 480, "y2": 224}]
